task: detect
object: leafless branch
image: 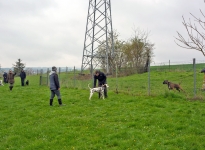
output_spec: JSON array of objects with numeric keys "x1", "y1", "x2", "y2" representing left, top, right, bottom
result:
[{"x1": 175, "y1": 7, "x2": 205, "y2": 57}]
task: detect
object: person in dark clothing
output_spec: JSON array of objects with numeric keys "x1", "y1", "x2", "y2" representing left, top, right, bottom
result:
[
  {"x1": 49, "y1": 66, "x2": 64, "y2": 106},
  {"x1": 3, "y1": 72, "x2": 8, "y2": 83},
  {"x1": 93, "y1": 70, "x2": 108, "y2": 98},
  {"x1": 20, "y1": 70, "x2": 26, "y2": 86},
  {"x1": 7, "y1": 70, "x2": 16, "y2": 91}
]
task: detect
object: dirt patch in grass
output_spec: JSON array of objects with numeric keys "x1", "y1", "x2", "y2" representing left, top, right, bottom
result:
[
  {"x1": 76, "y1": 74, "x2": 92, "y2": 80},
  {"x1": 188, "y1": 96, "x2": 205, "y2": 102}
]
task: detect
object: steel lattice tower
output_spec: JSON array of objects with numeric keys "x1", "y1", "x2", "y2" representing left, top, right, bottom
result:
[{"x1": 81, "y1": 0, "x2": 114, "y2": 75}]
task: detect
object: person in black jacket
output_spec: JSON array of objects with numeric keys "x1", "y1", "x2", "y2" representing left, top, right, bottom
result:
[
  {"x1": 20, "y1": 70, "x2": 26, "y2": 86},
  {"x1": 93, "y1": 70, "x2": 108, "y2": 98},
  {"x1": 3, "y1": 72, "x2": 8, "y2": 83},
  {"x1": 49, "y1": 66, "x2": 64, "y2": 106}
]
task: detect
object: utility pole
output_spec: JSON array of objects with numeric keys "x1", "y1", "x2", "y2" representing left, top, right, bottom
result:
[{"x1": 81, "y1": 0, "x2": 115, "y2": 75}]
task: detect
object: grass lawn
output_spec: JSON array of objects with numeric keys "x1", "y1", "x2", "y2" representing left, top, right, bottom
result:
[{"x1": 1, "y1": 72, "x2": 205, "y2": 150}]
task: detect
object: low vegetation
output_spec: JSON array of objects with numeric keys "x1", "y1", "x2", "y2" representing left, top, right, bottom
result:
[{"x1": 1, "y1": 71, "x2": 205, "y2": 149}]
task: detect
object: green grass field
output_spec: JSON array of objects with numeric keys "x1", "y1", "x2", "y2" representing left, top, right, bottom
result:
[{"x1": 1, "y1": 71, "x2": 205, "y2": 150}]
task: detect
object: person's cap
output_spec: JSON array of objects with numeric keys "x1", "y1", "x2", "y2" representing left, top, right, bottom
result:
[{"x1": 52, "y1": 66, "x2": 57, "y2": 71}]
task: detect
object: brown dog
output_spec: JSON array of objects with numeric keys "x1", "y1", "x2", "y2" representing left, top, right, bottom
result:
[{"x1": 163, "y1": 80, "x2": 184, "y2": 92}]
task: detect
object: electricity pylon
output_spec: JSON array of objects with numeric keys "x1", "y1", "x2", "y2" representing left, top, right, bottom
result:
[{"x1": 81, "y1": 0, "x2": 115, "y2": 75}]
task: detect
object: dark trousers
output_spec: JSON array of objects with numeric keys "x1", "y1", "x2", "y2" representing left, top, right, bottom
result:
[
  {"x1": 50, "y1": 90, "x2": 62, "y2": 105},
  {"x1": 104, "y1": 87, "x2": 108, "y2": 97},
  {"x1": 3, "y1": 78, "x2": 7, "y2": 83},
  {"x1": 21, "y1": 78, "x2": 25, "y2": 86},
  {"x1": 98, "y1": 83, "x2": 108, "y2": 98}
]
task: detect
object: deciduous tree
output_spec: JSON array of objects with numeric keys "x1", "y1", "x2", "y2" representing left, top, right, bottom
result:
[{"x1": 96, "y1": 28, "x2": 154, "y2": 74}]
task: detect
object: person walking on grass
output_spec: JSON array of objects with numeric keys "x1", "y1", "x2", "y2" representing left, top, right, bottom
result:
[
  {"x1": 49, "y1": 66, "x2": 64, "y2": 106},
  {"x1": 20, "y1": 69, "x2": 26, "y2": 86},
  {"x1": 7, "y1": 70, "x2": 16, "y2": 91}
]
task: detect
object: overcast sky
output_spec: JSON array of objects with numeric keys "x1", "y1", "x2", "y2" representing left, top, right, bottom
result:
[{"x1": 0, "y1": 0, "x2": 205, "y2": 68}]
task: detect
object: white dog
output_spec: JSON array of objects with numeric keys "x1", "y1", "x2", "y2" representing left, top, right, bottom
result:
[
  {"x1": 0, "y1": 80, "x2": 4, "y2": 86},
  {"x1": 88, "y1": 83, "x2": 109, "y2": 100}
]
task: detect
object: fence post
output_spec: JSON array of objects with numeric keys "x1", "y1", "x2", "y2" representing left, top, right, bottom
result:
[
  {"x1": 40, "y1": 76, "x2": 42, "y2": 85},
  {"x1": 39, "y1": 69, "x2": 42, "y2": 85},
  {"x1": 169, "y1": 60, "x2": 170, "y2": 72},
  {"x1": 47, "y1": 68, "x2": 49, "y2": 86},
  {"x1": 148, "y1": 57, "x2": 150, "y2": 96},
  {"x1": 193, "y1": 58, "x2": 196, "y2": 97},
  {"x1": 58, "y1": 67, "x2": 60, "y2": 79},
  {"x1": 74, "y1": 66, "x2": 76, "y2": 88},
  {"x1": 92, "y1": 64, "x2": 94, "y2": 87},
  {"x1": 116, "y1": 63, "x2": 118, "y2": 93}
]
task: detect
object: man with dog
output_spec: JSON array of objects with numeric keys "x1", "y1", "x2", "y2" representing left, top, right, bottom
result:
[
  {"x1": 49, "y1": 66, "x2": 64, "y2": 106},
  {"x1": 7, "y1": 70, "x2": 16, "y2": 91},
  {"x1": 20, "y1": 69, "x2": 26, "y2": 86},
  {"x1": 94, "y1": 70, "x2": 108, "y2": 98}
]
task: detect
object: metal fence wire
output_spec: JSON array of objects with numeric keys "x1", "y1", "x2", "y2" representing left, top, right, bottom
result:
[
  {"x1": 38, "y1": 59, "x2": 205, "y2": 100},
  {"x1": 149, "y1": 59, "x2": 205, "y2": 99}
]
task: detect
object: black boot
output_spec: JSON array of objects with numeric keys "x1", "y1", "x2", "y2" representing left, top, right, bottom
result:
[
  {"x1": 50, "y1": 99, "x2": 53, "y2": 106},
  {"x1": 9, "y1": 86, "x2": 12, "y2": 91},
  {"x1": 58, "y1": 99, "x2": 62, "y2": 106}
]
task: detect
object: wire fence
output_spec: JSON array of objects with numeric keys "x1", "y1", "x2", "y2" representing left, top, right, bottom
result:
[{"x1": 37, "y1": 59, "x2": 205, "y2": 100}]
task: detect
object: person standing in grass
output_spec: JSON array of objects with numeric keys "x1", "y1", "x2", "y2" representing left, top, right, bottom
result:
[
  {"x1": 94, "y1": 70, "x2": 108, "y2": 98},
  {"x1": 20, "y1": 69, "x2": 26, "y2": 86},
  {"x1": 49, "y1": 66, "x2": 64, "y2": 106},
  {"x1": 3, "y1": 72, "x2": 8, "y2": 84},
  {"x1": 7, "y1": 70, "x2": 16, "y2": 91}
]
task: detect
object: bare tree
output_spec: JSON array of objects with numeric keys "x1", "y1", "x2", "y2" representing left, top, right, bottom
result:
[
  {"x1": 175, "y1": 2, "x2": 205, "y2": 56},
  {"x1": 123, "y1": 28, "x2": 154, "y2": 73},
  {"x1": 97, "y1": 28, "x2": 154, "y2": 75},
  {"x1": 24, "y1": 68, "x2": 35, "y2": 75}
]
